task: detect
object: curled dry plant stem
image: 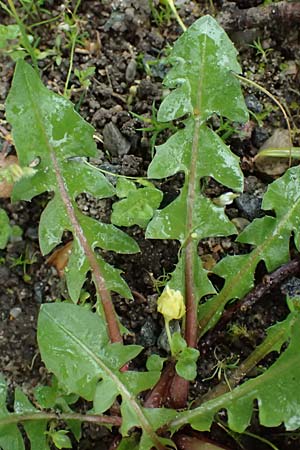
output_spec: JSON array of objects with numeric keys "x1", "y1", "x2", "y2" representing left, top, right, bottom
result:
[
  {"x1": 234, "y1": 73, "x2": 293, "y2": 165},
  {"x1": 242, "y1": 430, "x2": 280, "y2": 450},
  {"x1": 63, "y1": 27, "x2": 79, "y2": 98}
]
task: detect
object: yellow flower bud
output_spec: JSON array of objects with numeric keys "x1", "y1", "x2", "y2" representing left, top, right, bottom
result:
[{"x1": 157, "y1": 285, "x2": 185, "y2": 322}]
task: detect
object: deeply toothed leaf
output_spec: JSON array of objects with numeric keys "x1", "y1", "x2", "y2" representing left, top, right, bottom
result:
[
  {"x1": 6, "y1": 60, "x2": 139, "y2": 301},
  {"x1": 199, "y1": 166, "x2": 300, "y2": 334},
  {"x1": 146, "y1": 15, "x2": 248, "y2": 319}
]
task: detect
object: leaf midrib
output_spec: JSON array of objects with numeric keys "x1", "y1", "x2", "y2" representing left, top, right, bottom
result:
[
  {"x1": 199, "y1": 189, "x2": 300, "y2": 334},
  {"x1": 170, "y1": 345, "x2": 299, "y2": 429},
  {"x1": 43, "y1": 308, "x2": 162, "y2": 448}
]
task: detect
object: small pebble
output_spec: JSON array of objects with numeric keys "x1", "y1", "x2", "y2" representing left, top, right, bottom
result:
[
  {"x1": 235, "y1": 193, "x2": 262, "y2": 221},
  {"x1": 245, "y1": 94, "x2": 263, "y2": 113},
  {"x1": 138, "y1": 317, "x2": 158, "y2": 347},
  {"x1": 34, "y1": 282, "x2": 44, "y2": 304},
  {"x1": 125, "y1": 59, "x2": 137, "y2": 83},
  {"x1": 0, "y1": 265, "x2": 10, "y2": 279},
  {"x1": 255, "y1": 129, "x2": 291, "y2": 176},
  {"x1": 231, "y1": 217, "x2": 250, "y2": 232},
  {"x1": 103, "y1": 122, "x2": 131, "y2": 157},
  {"x1": 25, "y1": 227, "x2": 38, "y2": 240},
  {"x1": 10, "y1": 307, "x2": 22, "y2": 319},
  {"x1": 252, "y1": 127, "x2": 269, "y2": 148},
  {"x1": 281, "y1": 277, "x2": 300, "y2": 298}
]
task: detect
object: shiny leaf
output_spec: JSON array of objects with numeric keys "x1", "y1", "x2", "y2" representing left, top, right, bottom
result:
[
  {"x1": 37, "y1": 303, "x2": 167, "y2": 448},
  {"x1": 0, "y1": 209, "x2": 10, "y2": 249},
  {"x1": 112, "y1": 185, "x2": 163, "y2": 228},
  {"x1": 157, "y1": 16, "x2": 248, "y2": 123},
  {"x1": 6, "y1": 60, "x2": 138, "y2": 303},
  {"x1": 199, "y1": 166, "x2": 300, "y2": 334},
  {"x1": 0, "y1": 377, "x2": 49, "y2": 450},
  {"x1": 146, "y1": 15, "x2": 247, "y2": 329},
  {"x1": 0, "y1": 377, "x2": 24, "y2": 450},
  {"x1": 14, "y1": 390, "x2": 49, "y2": 450},
  {"x1": 171, "y1": 313, "x2": 300, "y2": 433}
]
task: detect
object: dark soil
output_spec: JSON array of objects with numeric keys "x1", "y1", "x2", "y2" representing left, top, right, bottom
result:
[{"x1": 1, "y1": 1, "x2": 300, "y2": 449}]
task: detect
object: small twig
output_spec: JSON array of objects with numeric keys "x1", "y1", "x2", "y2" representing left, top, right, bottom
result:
[
  {"x1": 6, "y1": 0, "x2": 39, "y2": 73},
  {"x1": 165, "y1": 0, "x2": 187, "y2": 32},
  {"x1": 201, "y1": 257, "x2": 300, "y2": 349},
  {"x1": 218, "y1": 1, "x2": 300, "y2": 32},
  {"x1": 132, "y1": 289, "x2": 147, "y2": 304},
  {"x1": 235, "y1": 74, "x2": 293, "y2": 165},
  {"x1": 63, "y1": 28, "x2": 79, "y2": 98}
]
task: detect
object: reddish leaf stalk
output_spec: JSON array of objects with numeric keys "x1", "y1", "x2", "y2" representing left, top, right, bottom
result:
[
  {"x1": 50, "y1": 151, "x2": 122, "y2": 344},
  {"x1": 184, "y1": 116, "x2": 202, "y2": 348},
  {"x1": 144, "y1": 361, "x2": 175, "y2": 408},
  {"x1": 168, "y1": 117, "x2": 202, "y2": 409},
  {"x1": 0, "y1": 411, "x2": 122, "y2": 427}
]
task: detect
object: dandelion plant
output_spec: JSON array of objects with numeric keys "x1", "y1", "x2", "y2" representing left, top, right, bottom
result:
[{"x1": 2, "y1": 14, "x2": 300, "y2": 450}]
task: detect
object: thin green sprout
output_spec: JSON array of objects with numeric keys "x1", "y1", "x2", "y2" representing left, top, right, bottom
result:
[
  {"x1": 6, "y1": 0, "x2": 39, "y2": 72},
  {"x1": 165, "y1": 0, "x2": 186, "y2": 32}
]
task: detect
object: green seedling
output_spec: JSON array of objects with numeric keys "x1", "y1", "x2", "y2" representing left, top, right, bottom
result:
[
  {"x1": 250, "y1": 37, "x2": 273, "y2": 63},
  {"x1": 9, "y1": 246, "x2": 37, "y2": 282},
  {"x1": 2, "y1": 14, "x2": 300, "y2": 450},
  {"x1": 263, "y1": 0, "x2": 280, "y2": 4},
  {"x1": 203, "y1": 348, "x2": 240, "y2": 390},
  {"x1": 111, "y1": 177, "x2": 163, "y2": 228},
  {"x1": 149, "y1": 0, "x2": 186, "y2": 31},
  {"x1": 227, "y1": 323, "x2": 256, "y2": 345},
  {"x1": 74, "y1": 66, "x2": 95, "y2": 91},
  {"x1": 132, "y1": 102, "x2": 177, "y2": 156},
  {"x1": 214, "y1": 116, "x2": 240, "y2": 141},
  {"x1": 150, "y1": 269, "x2": 171, "y2": 293},
  {"x1": 249, "y1": 102, "x2": 278, "y2": 127},
  {"x1": 45, "y1": 423, "x2": 72, "y2": 449},
  {"x1": 149, "y1": 0, "x2": 173, "y2": 27},
  {"x1": 18, "y1": 0, "x2": 45, "y2": 20}
]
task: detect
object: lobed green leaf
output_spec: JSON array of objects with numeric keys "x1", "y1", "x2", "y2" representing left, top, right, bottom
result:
[
  {"x1": 146, "y1": 15, "x2": 248, "y2": 324},
  {"x1": 199, "y1": 165, "x2": 300, "y2": 334},
  {"x1": 6, "y1": 60, "x2": 139, "y2": 301},
  {"x1": 157, "y1": 15, "x2": 248, "y2": 123},
  {"x1": 170, "y1": 313, "x2": 300, "y2": 433},
  {"x1": 37, "y1": 303, "x2": 174, "y2": 448},
  {"x1": 0, "y1": 376, "x2": 49, "y2": 450},
  {"x1": 112, "y1": 181, "x2": 163, "y2": 228},
  {"x1": 14, "y1": 390, "x2": 49, "y2": 450}
]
